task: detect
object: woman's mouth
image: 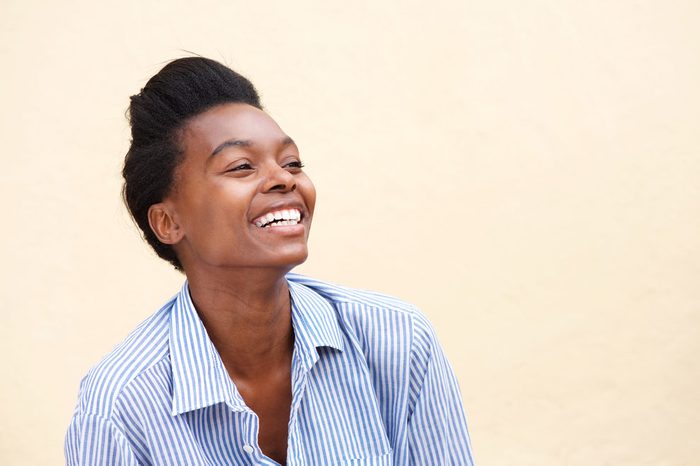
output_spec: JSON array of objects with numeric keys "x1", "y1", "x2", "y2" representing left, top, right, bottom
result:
[{"x1": 252, "y1": 208, "x2": 302, "y2": 228}]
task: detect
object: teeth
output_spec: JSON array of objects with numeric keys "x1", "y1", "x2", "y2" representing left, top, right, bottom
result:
[
  {"x1": 254, "y1": 208, "x2": 302, "y2": 228},
  {"x1": 262, "y1": 219, "x2": 299, "y2": 228}
]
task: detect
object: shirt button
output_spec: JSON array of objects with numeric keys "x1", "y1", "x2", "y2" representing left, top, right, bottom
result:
[{"x1": 243, "y1": 445, "x2": 254, "y2": 454}]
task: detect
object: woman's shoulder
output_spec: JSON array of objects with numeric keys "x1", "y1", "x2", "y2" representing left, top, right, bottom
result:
[
  {"x1": 286, "y1": 273, "x2": 438, "y2": 348},
  {"x1": 72, "y1": 297, "x2": 176, "y2": 418},
  {"x1": 287, "y1": 273, "x2": 423, "y2": 316}
]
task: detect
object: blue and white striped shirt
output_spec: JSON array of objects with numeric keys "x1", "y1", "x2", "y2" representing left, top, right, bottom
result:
[{"x1": 66, "y1": 274, "x2": 474, "y2": 465}]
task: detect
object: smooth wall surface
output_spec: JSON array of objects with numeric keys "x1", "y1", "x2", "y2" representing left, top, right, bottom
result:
[{"x1": 1, "y1": 1, "x2": 699, "y2": 464}]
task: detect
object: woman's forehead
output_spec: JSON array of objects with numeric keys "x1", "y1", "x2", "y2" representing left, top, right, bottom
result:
[{"x1": 182, "y1": 102, "x2": 288, "y2": 154}]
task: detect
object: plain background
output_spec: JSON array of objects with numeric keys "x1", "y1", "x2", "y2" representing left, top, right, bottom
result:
[{"x1": 1, "y1": 1, "x2": 699, "y2": 464}]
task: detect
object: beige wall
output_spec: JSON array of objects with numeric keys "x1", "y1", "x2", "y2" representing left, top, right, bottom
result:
[{"x1": 1, "y1": 1, "x2": 698, "y2": 464}]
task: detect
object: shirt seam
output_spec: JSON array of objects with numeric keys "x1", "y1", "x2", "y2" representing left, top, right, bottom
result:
[
  {"x1": 79, "y1": 354, "x2": 171, "y2": 419},
  {"x1": 333, "y1": 299, "x2": 422, "y2": 318}
]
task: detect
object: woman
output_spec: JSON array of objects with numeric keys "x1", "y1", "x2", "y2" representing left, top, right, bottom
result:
[{"x1": 66, "y1": 57, "x2": 474, "y2": 465}]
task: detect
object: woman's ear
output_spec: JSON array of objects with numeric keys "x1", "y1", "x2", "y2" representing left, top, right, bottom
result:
[{"x1": 147, "y1": 202, "x2": 183, "y2": 245}]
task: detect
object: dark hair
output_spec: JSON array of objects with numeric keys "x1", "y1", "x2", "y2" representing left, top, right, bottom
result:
[{"x1": 122, "y1": 57, "x2": 262, "y2": 270}]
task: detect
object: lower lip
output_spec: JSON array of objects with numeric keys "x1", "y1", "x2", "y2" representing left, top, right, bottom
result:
[{"x1": 252, "y1": 223, "x2": 305, "y2": 236}]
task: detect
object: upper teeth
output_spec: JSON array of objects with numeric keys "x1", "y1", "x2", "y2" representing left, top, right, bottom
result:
[{"x1": 254, "y1": 209, "x2": 302, "y2": 228}]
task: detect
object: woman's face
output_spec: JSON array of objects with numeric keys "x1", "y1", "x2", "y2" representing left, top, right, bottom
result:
[{"x1": 156, "y1": 103, "x2": 316, "y2": 273}]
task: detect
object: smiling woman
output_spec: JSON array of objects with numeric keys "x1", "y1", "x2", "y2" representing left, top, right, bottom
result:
[
  {"x1": 65, "y1": 57, "x2": 474, "y2": 466},
  {"x1": 147, "y1": 103, "x2": 316, "y2": 272}
]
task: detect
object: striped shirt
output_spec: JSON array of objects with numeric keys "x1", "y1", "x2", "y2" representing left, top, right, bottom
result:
[{"x1": 66, "y1": 274, "x2": 474, "y2": 465}]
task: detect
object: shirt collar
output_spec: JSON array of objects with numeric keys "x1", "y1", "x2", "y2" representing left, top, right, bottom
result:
[
  {"x1": 169, "y1": 276, "x2": 344, "y2": 416},
  {"x1": 169, "y1": 281, "x2": 239, "y2": 416},
  {"x1": 287, "y1": 278, "x2": 344, "y2": 370}
]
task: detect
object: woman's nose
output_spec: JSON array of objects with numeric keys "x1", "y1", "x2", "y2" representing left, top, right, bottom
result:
[{"x1": 262, "y1": 163, "x2": 297, "y2": 193}]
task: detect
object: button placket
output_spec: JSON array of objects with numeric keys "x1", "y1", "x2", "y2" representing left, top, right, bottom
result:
[
  {"x1": 286, "y1": 349, "x2": 310, "y2": 466},
  {"x1": 241, "y1": 409, "x2": 263, "y2": 463}
]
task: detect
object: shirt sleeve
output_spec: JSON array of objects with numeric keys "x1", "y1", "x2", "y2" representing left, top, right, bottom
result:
[
  {"x1": 65, "y1": 411, "x2": 140, "y2": 465},
  {"x1": 407, "y1": 311, "x2": 475, "y2": 465}
]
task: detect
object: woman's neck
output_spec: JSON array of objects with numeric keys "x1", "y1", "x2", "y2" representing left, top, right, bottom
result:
[{"x1": 185, "y1": 267, "x2": 295, "y2": 380}]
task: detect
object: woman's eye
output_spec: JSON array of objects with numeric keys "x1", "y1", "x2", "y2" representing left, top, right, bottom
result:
[
  {"x1": 227, "y1": 163, "x2": 253, "y2": 172},
  {"x1": 285, "y1": 161, "x2": 305, "y2": 169}
]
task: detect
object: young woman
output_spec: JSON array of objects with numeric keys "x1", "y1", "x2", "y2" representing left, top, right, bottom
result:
[{"x1": 66, "y1": 57, "x2": 474, "y2": 466}]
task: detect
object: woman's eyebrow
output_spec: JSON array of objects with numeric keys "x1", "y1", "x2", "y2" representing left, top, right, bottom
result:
[
  {"x1": 210, "y1": 136, "x2": 295, "y2": 157},
  {"x1": 210, "y1": 139, "x2": 252, "y2": 157}
]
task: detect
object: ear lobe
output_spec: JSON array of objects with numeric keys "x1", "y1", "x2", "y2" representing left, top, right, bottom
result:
[{"x1": 147, "y1": 203, "x2": 183, "y2": 245}]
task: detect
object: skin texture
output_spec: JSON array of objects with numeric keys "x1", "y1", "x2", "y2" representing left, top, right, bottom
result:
[{"x1": 147, "y1": 103, "x2": 317, "y2": 465}]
